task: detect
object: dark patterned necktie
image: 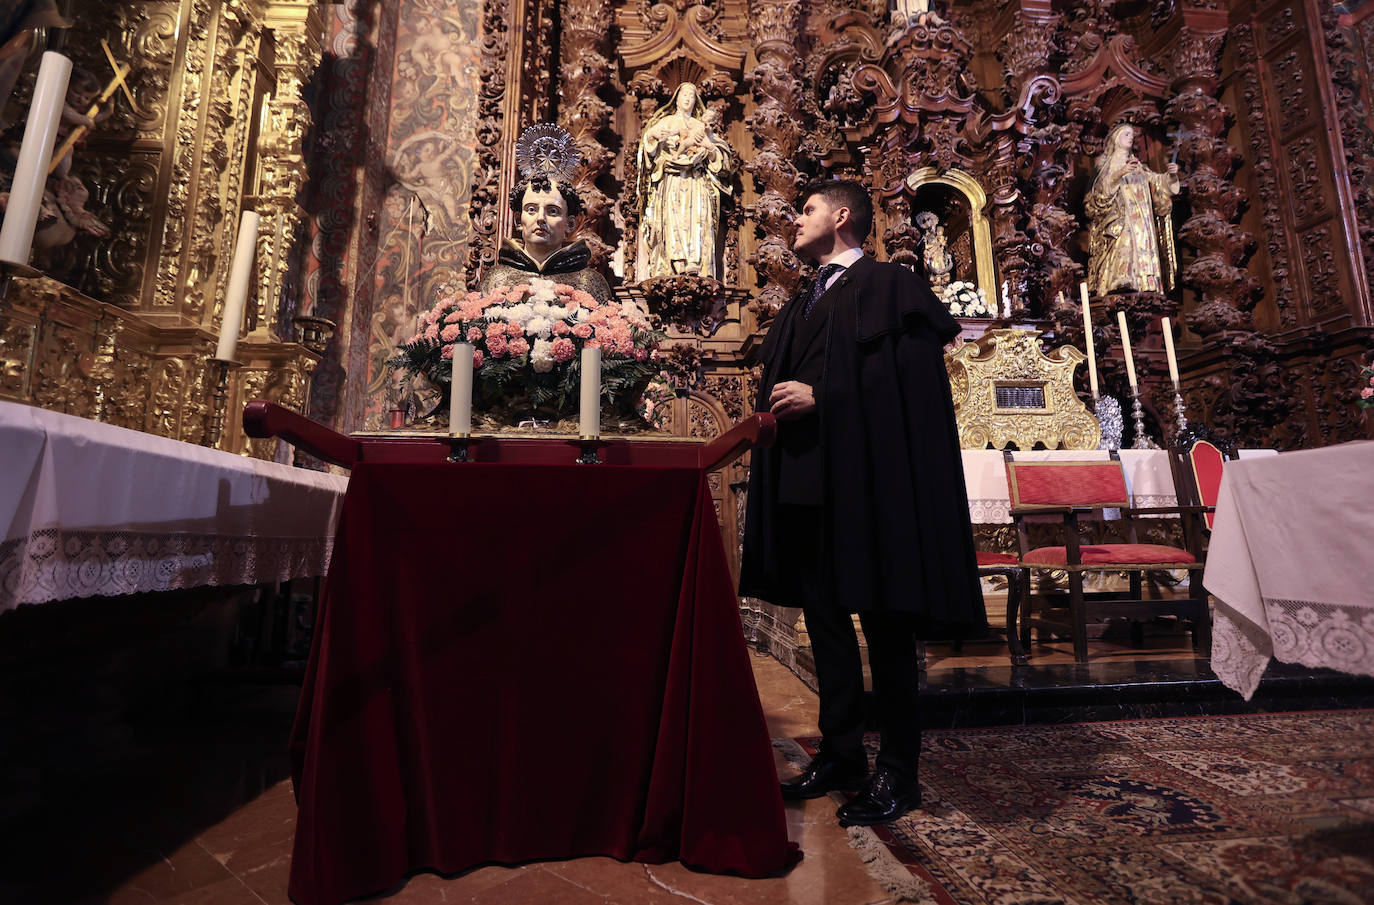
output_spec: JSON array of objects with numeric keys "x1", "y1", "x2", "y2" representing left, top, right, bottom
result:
[{"x1": 803, "y1": 263, "x2": 844, "y2": 319}]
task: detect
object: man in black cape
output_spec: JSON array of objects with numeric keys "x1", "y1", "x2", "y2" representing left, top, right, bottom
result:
[{"x1": 740, "y1": 179, "x2": 986, "y2": 826}]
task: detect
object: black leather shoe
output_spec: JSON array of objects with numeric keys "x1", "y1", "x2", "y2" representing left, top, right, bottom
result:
[
  {"x1": 835, "y1": 769, "x2": 922, "y2": 826},
  {"x1": 780, "y1": 755, "x2": 868, "y2": 801}
]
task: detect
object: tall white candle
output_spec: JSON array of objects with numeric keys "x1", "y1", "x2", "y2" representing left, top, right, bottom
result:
[
  {"x1": 1116, "y1": 310, "x2": 1138, "y2": 390},
  {"x1": 215, "y1": 211, "x2": 261, "y2": 361},
  {"x1": 1161, "y1": 316, "x2": 1181, "y2": 388},
  {"x1": 1080, "y1": 282, "x2": 1099, "y2": 400},
  {"x1": 0, "y1": 52, "x2": 73, "y2": 267},
  {"x1": 449, "y1": 342, "x2": 473, "y2": 436},
  {"x1": 579, "y1": 345, "x2": 601, "y2": 439}
]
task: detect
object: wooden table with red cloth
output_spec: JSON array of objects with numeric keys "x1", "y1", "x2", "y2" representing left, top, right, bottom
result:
[{"x1": 285, "y1": 455, "x2": 799, "y2": 905}]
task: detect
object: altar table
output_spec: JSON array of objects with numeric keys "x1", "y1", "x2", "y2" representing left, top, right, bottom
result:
[
  {"x1": 0, "y1": 401, "x2": 348, "y2": 612},
  {"x1": 287, "y1": 460, "x2": 797, "y2": 905},
  {"x1": 1205, "y1": 441, "x2": 1374, "y2": 699}
]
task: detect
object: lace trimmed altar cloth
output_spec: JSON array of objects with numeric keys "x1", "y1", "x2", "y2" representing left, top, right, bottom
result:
[
  {"x1": 1205, "y1": 441, "x2": 1374, "y2": 699},
  {"x1": 0, "y1": 401, "x2": 348, "y2": 612}
]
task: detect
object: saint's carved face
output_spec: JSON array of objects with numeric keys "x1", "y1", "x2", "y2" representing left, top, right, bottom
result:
[
  {"x1": 675, "y1": 84, "x2": 697, "y2": 114},
  {"x1": 1113, "y1": 125, "x2": 1137, "y2": 152},
  {"x1": 519, "y1": 185, "x2": 570, "y2": 255}
]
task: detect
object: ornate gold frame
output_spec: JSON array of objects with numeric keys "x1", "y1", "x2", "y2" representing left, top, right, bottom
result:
[{"x1": 946, "y1": 328, "x2": 1101, "y2": 450}]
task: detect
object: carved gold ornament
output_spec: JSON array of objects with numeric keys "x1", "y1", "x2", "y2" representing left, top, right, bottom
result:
[{"x1": 946, "y1": 328, "x2": 1101, "y2": 450}]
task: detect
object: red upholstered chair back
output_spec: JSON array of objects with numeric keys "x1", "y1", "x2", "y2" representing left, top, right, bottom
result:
[
  {"x1": 1005, "y1": 460, "x2": 1132, "y2": 510},
  {"x1": 1187, "y1": 440, "x2": 1226, "y2": 530}
]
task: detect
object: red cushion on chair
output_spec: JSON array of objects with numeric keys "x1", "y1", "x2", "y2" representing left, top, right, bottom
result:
[
  {"x1": 1022, "y1": 544, "x2": 1197, "y2": 567},
  {"x1": 976, "y1": 551, "x2": 1019, "y2": 566},
  {"x1": 1006, "y1": 461, "x2": 1131, "y2": 508},
  {"x1": 1189, "y1": 441, "x2": 1226, "y2": 531}
]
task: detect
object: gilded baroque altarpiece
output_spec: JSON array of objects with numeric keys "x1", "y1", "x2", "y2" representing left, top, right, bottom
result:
[{"x1": 0, "y1": 0, "x2": 322, "y2": 459}]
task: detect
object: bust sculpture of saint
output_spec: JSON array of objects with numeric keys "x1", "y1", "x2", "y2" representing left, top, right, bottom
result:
[
  {"x1": 635, "y1": 83, "x2": 733, "y2": 282},
  {"x1": 476, "y1": 176, "x2": 611, "y2": 303},
  {"x1": 1085, "y1": 123, "x2": 1180, "y2": 296}
]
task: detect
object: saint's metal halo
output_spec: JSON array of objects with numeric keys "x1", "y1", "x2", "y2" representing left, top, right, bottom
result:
[{"x1": 515, "y1": 123, "x2": 581, "y2": 181}]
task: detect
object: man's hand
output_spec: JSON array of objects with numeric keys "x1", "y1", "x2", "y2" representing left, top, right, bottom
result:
[{"x1": 769, "y1": 381, "x2": 816, "y2": 421}]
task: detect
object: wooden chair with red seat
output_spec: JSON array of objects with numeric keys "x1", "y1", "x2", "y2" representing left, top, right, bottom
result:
[{"x1": 1006, "y1": 458, "x2": 1210, "y2": 663}]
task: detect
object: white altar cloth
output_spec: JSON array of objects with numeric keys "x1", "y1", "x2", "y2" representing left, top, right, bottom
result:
[
  {"x1": 0, "y1": 402, "x2": 349, "y2": 612},
  {"x1": 1205, "y1": 441, "x2": 1374, "y2": 699}
]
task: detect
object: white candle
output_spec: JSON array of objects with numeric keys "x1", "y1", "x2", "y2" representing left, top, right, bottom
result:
[
  {"x1": 1116, "y1": 310, "x2": 1138, "y2": 390},
  {"x1": 1161, "y1": 316, "x2": 1180, "y2": 388},
  {"x1": 1080, "y1": 282, "x2": 1099, "y2": 400},
  {"x1": 0, "y1": 52, "x2": 73, "y2": 267},
  {"x1": 215, "y1": 211, "x2": 261, "y2": 361},
  {"x1": 1001, "y1": 280, "x2": 1009, "y2": 318},
  {"x1": 579, "y1": 345, "x2": 601, "y2": 438},
  {"x1": 449, "y1": 342, "x2": 473, "y2": 436}
]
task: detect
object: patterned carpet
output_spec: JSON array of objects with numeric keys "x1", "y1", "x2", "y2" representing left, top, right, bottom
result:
[{"x1": 782, "y1": 710, "x2": 1374, "y2": 905}]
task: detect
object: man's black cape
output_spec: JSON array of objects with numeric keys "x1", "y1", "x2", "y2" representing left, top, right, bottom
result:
[{"x1": 739, "y1": 256, "x2": 987, "y2": 637}]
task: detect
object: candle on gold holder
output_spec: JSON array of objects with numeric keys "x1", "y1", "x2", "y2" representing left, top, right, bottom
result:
[
  {"x1": 449, "y1": 342, "x2": 473, "y2": 437},
  {"x1": 1080, "y1": 282, "x2": 1099, "y2": 400},
  {"x1": 215, "y1": 212, "x2": 261, "y2": 362},
  {"x1": 0, "y1": 52, "x2": 73, "y2": 270},
  {"x1": 1161, "y1": 316, "x2": 1181, "y2": 388},
  {"x1": 1116, "y1": 310, "x2": 1138, "y2": 390},
  {"x1": 579, "y1": 346, "x2": 601, "y2": 439},
  {"x1": 200, "y1": 358, "x2": 243, "y2": 449}
]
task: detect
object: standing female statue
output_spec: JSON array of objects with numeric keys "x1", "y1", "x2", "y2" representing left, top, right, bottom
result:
[
  {"x1": 635, "y1": 83, "x2": 732, "y2": 282},
  {"x1": 1085, "y1": 123, "x2": 1181, "y2": 295}
]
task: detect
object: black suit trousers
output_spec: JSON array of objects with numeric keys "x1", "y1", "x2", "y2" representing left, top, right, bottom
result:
[{"x1": 778, "y1": 504, "x2": 922, "y2": 780}]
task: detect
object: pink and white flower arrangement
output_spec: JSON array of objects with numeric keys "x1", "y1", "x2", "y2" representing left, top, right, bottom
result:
[
  {"x1": 1358, "y1": 362, "x2": 1374, "y2": 410},
  {"x1": 389, "y1": 277, "x2": 665, "y2": 417}
]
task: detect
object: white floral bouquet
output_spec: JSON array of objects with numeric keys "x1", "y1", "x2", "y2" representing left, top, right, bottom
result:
[
  {"x1": 388, "y1": 276, "x2": 665, "y2": 418},
  {"x1": 941, "y1": 280, "x2": 993, "y2": 318}
]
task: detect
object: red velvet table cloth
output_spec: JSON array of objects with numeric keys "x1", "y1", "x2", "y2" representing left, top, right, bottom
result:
[{"x1": 288, "y1": 462, "x2": 798, "y2": 905}]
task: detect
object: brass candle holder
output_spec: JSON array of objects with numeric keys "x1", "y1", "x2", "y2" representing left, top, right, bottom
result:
[
  {"x1": 201, "y1": 357, "x2": 242, "y2": 449},
  {"x1": 446, "y1": 434, "x2": 474, "y2": 463},
  {"x1": 572, "y1": 437, "x2": 608, "y2": 465}
]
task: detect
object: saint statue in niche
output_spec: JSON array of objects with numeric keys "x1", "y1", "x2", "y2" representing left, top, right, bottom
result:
[
  {"x1": 1084, "y1": 122, "x2": 1180, "y2": 296},
  {"x1": 915, "y1": 210, "x2": 953, "y2": 290},
  {"x1": 635, "y1": 83, "x2": 733, "y2": 282}
]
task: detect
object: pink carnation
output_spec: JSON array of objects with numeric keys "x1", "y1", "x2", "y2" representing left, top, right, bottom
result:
[
  {"x1": 554, "y1": 283, "x2": 574, "y2": 293},
  {"x1": 552, "y1": 321, "x2": 572, "y2": 336},
  {"x1": 464, "y1": 292, "x2": 481, "y2": 304},
  {"x1": 1362, "y1": 387, "x2": 1373, "y2": 399},
  {"x1": 572, "y1": 323, "x2": 594, "y2": 339},
  {"x1": 424, "y1": 324, "x2": 440, "y2": 341},
  {"x1": 487, "y1": 334, "x2": 509, "y2": 357},
  {"x1": 508, "y1": 336, "x2": 530, "y2": 357},
  {"x1": 444, "y1": 311, "x2": 463, "y2": 324},
  {"x1": 485, "y1": 322, "x2": 505, "y2": 340},
  {"x1": 467, "y1": 326, "x2": 483, "y2": 342},
  {"x1": 634, "y1": 348, "x2": 648, "y2": 361},
  {"x1": 472, "y1": 349, "x2": 484, "y2": 367},
  {"x1": 440, "y1": 343, "x2": 454, "y2": 360},
  {"x1": 572, "y1": 290, "x2": 597, "y2": 308},
  {"x1": 507, "y1": 322, "x2": 525, "y2": 337},
  {"x1": 441, "y1": 324, "x2": 462, "y2": 342},
  {"x1": 552, "y1": 338, "x2": 575, "y2": 362}
]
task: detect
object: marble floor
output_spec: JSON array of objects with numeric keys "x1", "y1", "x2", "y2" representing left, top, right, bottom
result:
[{"x1": 5, "y1": 631, "x2": 1372, "y2": 905}]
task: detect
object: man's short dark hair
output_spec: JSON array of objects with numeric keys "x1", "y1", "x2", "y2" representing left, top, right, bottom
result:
[
  {"x1": 508, "y1": 176, "x2": 583, "y2": 219},
  {"x1": 798, "y1": 179, "x2": 874, "y2": 241}
]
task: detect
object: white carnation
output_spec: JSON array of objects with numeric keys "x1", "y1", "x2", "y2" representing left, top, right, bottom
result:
[
  {"x1": 575, "y1": 308, "x2": 591, "y2": 323},
  {"x1": 546, "y1": 305, "x2": 569, "y2": 319},
  {"x1": 525, "y1": 316, "x2": 553, "y2": 338},
  {"x1": 504, "y1": 303, "x2": 534, "y2": 325},
  {"x1": 528, "y1": 277, "x2": 558, "y2": 302},
  {"x1": 530, "y1": 338, "x2": 555, "y2": 373},
  {"x1": 531, "y1": 300, "x2": 552, "y2": 317},
  {"x1": 950, "y1": 303, "x2": 963, "y2": 316}
]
